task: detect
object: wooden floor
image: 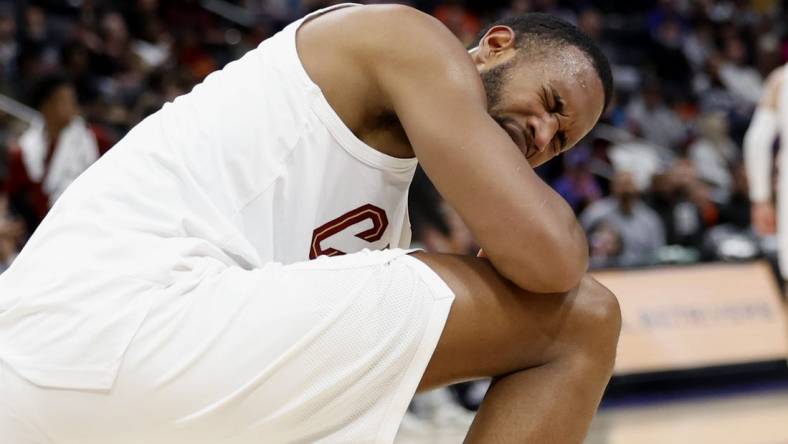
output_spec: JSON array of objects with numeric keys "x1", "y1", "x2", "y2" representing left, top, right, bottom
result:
[{"x1": 395, "y1": 385, "x2": 788, "y2": 444}]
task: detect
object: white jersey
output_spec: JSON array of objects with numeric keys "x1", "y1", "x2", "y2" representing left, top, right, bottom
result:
[{"x1": 0, "y1": 2, "x2": 416, "y2": 390}]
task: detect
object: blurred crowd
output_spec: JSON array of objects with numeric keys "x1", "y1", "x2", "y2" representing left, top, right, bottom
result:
[
  {"x1": 410, "y1": 0, "x2": 788, "y2": 270},
  {"x1": 0, "y1": 0, "x2": 787, "y2": 272}
]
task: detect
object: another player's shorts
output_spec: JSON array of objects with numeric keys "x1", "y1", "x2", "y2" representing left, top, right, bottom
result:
[{"x1": 0, "y1": 249, "x2": 455, "y2": 444}]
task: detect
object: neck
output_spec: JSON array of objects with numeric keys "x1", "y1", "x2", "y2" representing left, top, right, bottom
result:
[
  {"x1": 619, "y1": 198, "x2": 635, "y2": 215},
  {"x1": 45, "y1": 119, "x2": 67, "y2": 144}
]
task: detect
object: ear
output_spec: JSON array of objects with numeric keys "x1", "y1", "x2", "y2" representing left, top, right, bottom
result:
[{"x1": 474, "y1": 26, "x2": 517, "y2": 69}]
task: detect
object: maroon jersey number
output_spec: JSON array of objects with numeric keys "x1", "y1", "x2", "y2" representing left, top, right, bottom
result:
[{"x1": 310, "y1": 203, "x2": 389, "y2": 259}]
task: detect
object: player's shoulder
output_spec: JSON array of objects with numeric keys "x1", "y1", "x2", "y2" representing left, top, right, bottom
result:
[
  {"x1": 300, "y1": 4, "x2": 482, "y2": 105},
  {"x1": 330, "y1": 4, "x2": 476, "y2": 73},
  {"x1": 343, "y1": 4, "x2": 452, "y2": 40}
]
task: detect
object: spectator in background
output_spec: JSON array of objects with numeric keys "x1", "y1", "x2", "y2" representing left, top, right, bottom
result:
[
  {"x1": 432, "y1": 1, "x2": 480, "y2": 47},
  {"x1": 581, "y1": 171, "x2": 666, "y2": 267},
  {"x1": 647, "y1": 159, "x2": 715, "y2": 251},
  {"x1": 647, "y1": 17, "x2": 693, "y2": 98},
  {"x1": 688, "y1": 112, "x2": 738, "y2": 202},
  {"x1": 552, "y1": 145, "x2": 602, "y2": 214},
  {"x1": 683, "y1": 19, "x2": 715, "y2": 72},
  {"x1": 0, "y1": 7, "x2": 16, "y2": 88},
  {"x1": 719, "y1": 163, "x2": 752, "y2": 229},
  {"x1": 718, "y1": 36, "x2": 764, "y2": 107},
  {"x1": 703, "y1": 164, "x2": 759, "y2": 261},
  {"x1": 577, "y1": 8, "x2": 620, "y2": 66},
  {"x1": 4, "y1": 74, "x2": 98, "y2": 233},
  {"x1": 130, "y1": 1, "x2": 172, "y2": 73},
  {"x1": 626, "y1": 80, "x2": 687, "y2": 151},
  {"x1": 587, "y1": 220, "x2": 624, "y2": 269}
]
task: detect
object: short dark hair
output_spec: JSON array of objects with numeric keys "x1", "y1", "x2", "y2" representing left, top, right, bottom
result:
[
  {"x1": 29, "y1": 73, "x2": 73, "y2": 110},
  {"x1": 473, "y1": 13, "x2": 614, "y2": 111}
]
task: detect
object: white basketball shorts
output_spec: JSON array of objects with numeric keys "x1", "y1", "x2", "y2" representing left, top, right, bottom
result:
[{"x1": 0, "y1": 249, "x2": 455, "y2": 444}]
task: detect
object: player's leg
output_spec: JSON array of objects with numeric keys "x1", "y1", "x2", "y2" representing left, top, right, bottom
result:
[
  {"x1": 413, "y1": 252, "x2": 620, "y2": 444},
  {"x1": 0, "y1": 250, "x2": 457, "y2": 444}
]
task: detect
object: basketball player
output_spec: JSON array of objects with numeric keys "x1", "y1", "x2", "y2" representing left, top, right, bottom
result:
[
  {"x1": 744, "y1": 65, "x2": 786, "y2": 277},
  {"x1": 0, "y1": 4, "x2": 619, "y2": 443}
]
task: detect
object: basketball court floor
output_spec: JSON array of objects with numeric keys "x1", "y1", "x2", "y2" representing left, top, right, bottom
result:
[{"x1": 394, "y1": 386, "x2": 788, "y2": 444}]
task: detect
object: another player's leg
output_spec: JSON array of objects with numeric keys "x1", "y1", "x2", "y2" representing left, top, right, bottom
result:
[{"x1": 413, "y1": 252, "x2": 621, "y2": 444}]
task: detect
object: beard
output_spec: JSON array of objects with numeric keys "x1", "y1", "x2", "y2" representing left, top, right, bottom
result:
[
  {"x1": 480, "y1": 58, "x2": 537, "y2": 158},
  {"x1": 480, "y1": 57, "x2": 516, "y2": 116}
]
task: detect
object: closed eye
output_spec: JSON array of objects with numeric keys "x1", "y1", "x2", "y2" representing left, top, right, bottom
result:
[
  {"x1": 555, "y1": 132, "x2": 568, "y2": 155},
  {"x1": 549, "y1": 86, "x2": 567, "y2": 116},
  {"x1": 547, "y1": 85, "x2": 569, "y2": 152},
  {"x1": 539, "y1": 86, "x2": 570, "y2": 154}
]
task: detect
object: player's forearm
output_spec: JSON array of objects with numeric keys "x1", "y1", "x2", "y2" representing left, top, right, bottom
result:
[
  {"x1": 478, "y1": 197, "x2": 588, "y2": 294},
  {"x1": 420, "y1": 142, "x2": 589, "y2": 293},
  {"x1": 409, "y1": 121, "x2": 589, "y2": 293}
]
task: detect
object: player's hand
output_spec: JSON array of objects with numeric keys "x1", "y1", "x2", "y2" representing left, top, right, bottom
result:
[
  {"x1": 477, "y1": 249, "x2": 487, "y2": 258},
  {"x1": 752, "y1": 201, "x2": 776, "y2": 235}
]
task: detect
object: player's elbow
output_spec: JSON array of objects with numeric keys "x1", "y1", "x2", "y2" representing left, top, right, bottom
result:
[{"x1": 503, "y1": 222, "x2": 589, "y2": 294}]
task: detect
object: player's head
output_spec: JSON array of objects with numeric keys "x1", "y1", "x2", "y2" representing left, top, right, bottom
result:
[
  {"x1": 470, "y1": 13, "x2": 613, "y2": 167},
  {"x1": 30, "y1": 73, "x2": 79, "y2": 128}
]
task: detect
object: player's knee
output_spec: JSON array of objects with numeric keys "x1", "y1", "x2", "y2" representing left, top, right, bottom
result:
[{"x1": 567, "y1": 275, "x2": 621, "y2": 369}]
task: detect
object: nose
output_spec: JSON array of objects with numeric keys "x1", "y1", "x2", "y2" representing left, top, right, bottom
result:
[{"x1": 527, "y1": 114, "x2": 559, "y2": 152}]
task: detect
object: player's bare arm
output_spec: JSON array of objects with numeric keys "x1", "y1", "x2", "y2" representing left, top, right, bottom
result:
[{"x1": 300, "y1": 5, "x2": 603, "y2": 293}]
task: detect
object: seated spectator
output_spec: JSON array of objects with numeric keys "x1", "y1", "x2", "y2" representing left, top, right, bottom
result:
[
  {"x1": 688, "y1": 113, "x2": 738, "y2": 202},
  {"x1": 718, "y1": 163, "x2": 751, "y2": 230},
  {"x1": 6, "y1": 74, "x2": 99, "y2": 232},
  {"x1": 587, "y1": 220, "x2": 625, "y2": 269},
  {"x1": 703, "y1": 164, "x2": 758, "y2": 261},
  {"x1": 552, "y1": 145, "x2": 602, "y2": 214},
  {"x1": 581, "y1": 171, "x2": 666, "y2": 267},
  {"x1": 646, "y1": 159, "x2": 717, "y2": 251},
  {"x1": 432, "y1": 2, "x2": 480, "y2": 46},
  {"x1": 626, "y1": 80, "x2": 687, "y2": 151},
  {"x1": 718, "y1": 36, "x2": 763, "y2": 106}
]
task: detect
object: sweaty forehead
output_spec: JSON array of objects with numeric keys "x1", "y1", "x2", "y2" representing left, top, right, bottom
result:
[
  {"x1": 539, "y1": 50, "x2": 599, "y2": 97},
  {"x1": 541, "y1": 50, "x2": 604, "y2": 140},
  {"x1": 542, "y1": 45, "x2": 593, "y2": 78}
]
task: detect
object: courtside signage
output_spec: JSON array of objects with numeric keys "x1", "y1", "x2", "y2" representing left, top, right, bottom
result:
[{"x1": 593, "y1": 261, "x2": 788, "y2": 374}]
